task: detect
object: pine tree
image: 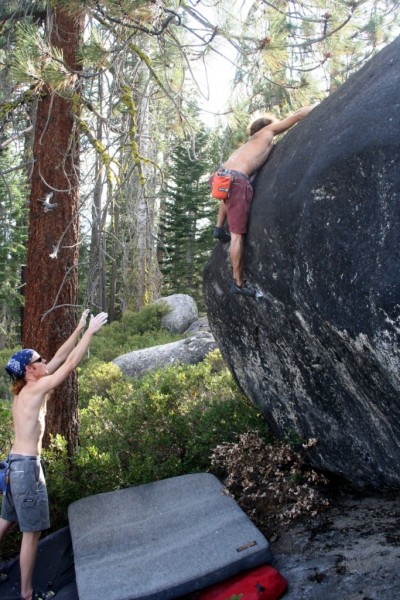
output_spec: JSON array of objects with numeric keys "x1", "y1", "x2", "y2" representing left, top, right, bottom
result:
[
  {"x1": 160, "y1": 128, "x2": 215, "y2": 308},
  {"x1": 0, "y1": 146, "x2": 28, "y2": 345},
  {"x1": 229, "y1": 0, "x2": 400, "y2": 116},
  {"x1": 19, "y1": 5, "x2": 85, "y2": 452}
]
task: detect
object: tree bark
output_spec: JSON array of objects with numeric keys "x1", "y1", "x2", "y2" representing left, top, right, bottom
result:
[
  {"x1": 22, "y1": 7, "x2": 84, "y2": 453},
  {"x1": 108, "y1": 181, "x2": 119, "y2": 321},
  {"x1": 85, "y1": 76, "x2": 107, "y2": 311},
  {"x1": 120, "y1": 82, "x2": 162, "y2": 311}
]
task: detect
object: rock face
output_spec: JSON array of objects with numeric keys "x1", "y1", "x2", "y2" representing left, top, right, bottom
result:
[
  {"x1": 158, "y1": 294, "x2": 199, "y2": 334},
  {"x1": 185, "y1": 316, "x2": 210, "y2": 335},
  {"x1": 271, "y1": 490, "x2": 400, "y2": 599},
  {"x1": 113, "y1": 332, "x2": 217, "y2": 378},
  {"x1": 204, "y1": 37, "x2": 400, "y2": 490}
]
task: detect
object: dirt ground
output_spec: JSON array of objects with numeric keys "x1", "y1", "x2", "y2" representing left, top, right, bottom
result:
[{"x1": 269, "y1": 486, "x2": 400, "y2": 599}]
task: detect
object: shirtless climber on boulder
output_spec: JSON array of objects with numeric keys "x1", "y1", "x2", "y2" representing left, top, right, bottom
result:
[{"x1": 210, "y1": 106, "x2": 313, "y2": 297}]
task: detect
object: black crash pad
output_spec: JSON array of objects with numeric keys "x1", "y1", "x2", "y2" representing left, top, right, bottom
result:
[{"x1": 0, "y1": 527, "x2": 77, "y2": 600}]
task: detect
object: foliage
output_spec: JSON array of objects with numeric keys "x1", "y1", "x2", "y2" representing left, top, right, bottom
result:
[
  {"x1": 10, "y1": 22, "x2": 77, "y2": 95},
  {"x1": 42, "y1": 433, "x2": 122, "y2": 527},
  {"x1": 0, "y1": 399, "x2": 13, "y2": 454},
  {"x1": 79, "y1": 350, "x2": 268, "y2": 480},
  {"x1": 0, "y1": 346, "x2": 18, "y2": 402},
  {"x1": 0, "y1": 146, "x2": 28, "y2": 347},
  {"x1": 38, "y1": 350, "x2": 269, "y2": 534},
  {"x1": 78, "y1": 359, "x2": 123, "y2": 407},
  {"x1": 160, "y1": 126, "x2": 218, "y2": 309},
  {"x1": 231, "y1": 0, "x2": 400, "y2": 116},
  {"x1": 210, "y1": 432, "x2": 330, "y2": 536},
  {"x1": 0, "y1": 372, "x2": 13, "y2": 555},
  {"x1": 84, "y1": 303, "x2": 182, "y2": 363}
]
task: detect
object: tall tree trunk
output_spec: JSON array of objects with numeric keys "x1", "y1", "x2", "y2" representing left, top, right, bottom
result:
[
  {"x1": 120, "y1": 80, "x2": 162, "y2": 312},
  {"x1": 86, "y1": 168, "x2": 106, "y2": 310},
  {"x1": 134, "y1": 97, "x2": 151, "y2": 309},
  {"x1": 108, "y1": 180, "x2": 119, "y2": 321},
  {"x1": 85, "y1": 76, "x2": 106, "y2": 311},
  {"x1": 22, "y1": 7, "x2": 84, "y2": 453}
]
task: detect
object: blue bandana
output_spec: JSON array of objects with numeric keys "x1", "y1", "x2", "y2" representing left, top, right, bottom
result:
[{"x1": 5, "y1": 349, "x2": 35, "y2": 380}]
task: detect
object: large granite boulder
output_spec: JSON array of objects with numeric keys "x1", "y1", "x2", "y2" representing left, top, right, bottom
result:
[
  {"x1": 113, "y1": 332, "x2": 217, "y2": 378},
  {"x1": 158, "y1": 294, "x2": 199, "y2": 334},
  {"x1": 204, "y1": 36, "x2": 400, "y2": 490}
]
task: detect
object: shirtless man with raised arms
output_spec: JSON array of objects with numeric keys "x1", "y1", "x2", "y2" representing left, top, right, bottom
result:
[
  {"x1": 211, "y1": 106, "x2": 313, "y2": 297},
  {"x1": 0, "y1": 310, "x2": 108, "y2": 600}
]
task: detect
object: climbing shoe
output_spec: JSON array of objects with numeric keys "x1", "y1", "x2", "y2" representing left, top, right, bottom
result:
[
  {"x1": 213, "y1": 227, "x2": 231, "y2": 244},
  {"x1": 230, "y1": 281, "x2": 257, "y2": 298}
]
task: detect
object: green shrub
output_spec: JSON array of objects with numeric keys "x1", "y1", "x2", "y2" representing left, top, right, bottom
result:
[
  {"x1": 78, "y1": 350, "x2": 269, "y2": 488},
  {"x1": 39, "y1": 350, "x2": 269, "y2": 535},
  {"x1": 0, "y1": 401, "x2": 13, "y2": 456},
  {"x1": 0, "y1": 346, "x2": 19, "y2": 403},
  {"x1": 118, "y1": 303, "x2": 169, "y2": 334},
  {"x1": 43, "y1": 434, "x2": 122, "y2": 530},
  {"x1": 86, "y1": 305, "x2": 182, "y2": 363},
  {"x1": 78, "y1": 359, "x2": 124, "y2": 408},
  {"x1": 42, "y1": 435, "x2": 79, "y2": 527}
]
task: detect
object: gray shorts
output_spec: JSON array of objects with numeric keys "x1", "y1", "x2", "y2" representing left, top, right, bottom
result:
[{"x1": 1, "y1": 454, "x2": 50, "y2": 532}]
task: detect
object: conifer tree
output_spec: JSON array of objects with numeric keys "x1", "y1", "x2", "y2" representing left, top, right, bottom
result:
[
  {"x1": 160, "y1": 128, "x2": 215, "y2": 308},
  {"x1": 16, "y1": 5, "x2": 85, "y2": 452},
  {"x1": 0, "y1": 146, "x2": 28, "y2": 345},
  {"x1": 229, "y1": 0, "x2": 400, "y2": 115}
]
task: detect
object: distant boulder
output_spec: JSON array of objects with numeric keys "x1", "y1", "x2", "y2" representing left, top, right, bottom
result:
[
  {"x1": 185, "y1": 316, "x2": 210, "y2": 335},
  {"x1": 204, "y1": 36, "x2": 400, "y2": 490},
  {"x1": 113, "y1": 332, "x2": 217, "y2": 378},
  {"x1": 158, "y1": 294, "x2": 198, "y2": 334}
]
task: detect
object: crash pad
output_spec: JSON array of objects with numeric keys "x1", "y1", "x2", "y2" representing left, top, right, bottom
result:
[
  {"x1": 68, "y1": 473, "x2": 273, "y2": 600},
  {"x1": 0, "y1": 527, "x2": 77, "y2": 600},
  {"x1": 196, "y1": 564, "x2": 288, "y2": 600}
]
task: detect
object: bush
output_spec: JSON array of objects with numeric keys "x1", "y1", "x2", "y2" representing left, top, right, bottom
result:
[
  {"x1": 42, "y1": 434, "x2": 121, "y2": 530},
  {"x1": 78, "y1": 359, "x2": 123, "y2": 408},
  {"x1": 41, "y1": 350, "x2": 269, "y2": 534},
  {"x1": 0, "y1": 346, "x2": 19, "y2": 403},
  {"x1": 0, "y1": 401, "x2": 13, "y2": 456},
  {"x1": 79, "y1": 350, "x2": 269, "y2": 485},
  {"x1": 86, "y1": 305, "x2": 183, "y2": 362}
]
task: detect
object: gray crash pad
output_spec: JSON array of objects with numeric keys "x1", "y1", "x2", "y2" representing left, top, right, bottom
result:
[{"x1": 68, "y1": 473, "x2": 272, "y2": 600}]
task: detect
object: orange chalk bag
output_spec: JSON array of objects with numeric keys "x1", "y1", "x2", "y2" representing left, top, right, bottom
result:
[{"x1": 211, "y1": 171, "x2": 233, "y2": 200}]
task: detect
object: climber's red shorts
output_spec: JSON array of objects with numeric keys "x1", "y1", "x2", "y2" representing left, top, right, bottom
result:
[{"x1": 213, "y1": 169, "x2": 253, "y2": 234}]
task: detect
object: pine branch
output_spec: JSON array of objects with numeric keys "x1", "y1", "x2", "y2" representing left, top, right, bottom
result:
[
  {"x1": 79, "y1": 118, "x2": 121, "y2": 184},
  {"x1": 0, "y1": 87, "x2": 40, "y2": 120},
  {"x1": 0, "y1": 125, "x2": 33, "y2": 151},
  {"x1": 93, "y1": 3, "x2": 176, "y2": 37},
  {"x1": 120, "y1": 84, "x2": 162, "y2": 183},
  {"x1": 0, "y1": 160, "x2": 33, "y2": 175},
  {"x1": 128, "y1": 42, "x2": 192, "y2": 135},
  {"x1": 81, "y1": 96, "x2": 124, "y2": 134},
  {"x1": 0, "y1": 8, "x2": 46, "y2": 24}
]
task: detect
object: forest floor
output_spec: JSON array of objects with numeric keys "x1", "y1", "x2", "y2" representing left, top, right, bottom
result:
[
  {"x1": 2, "y1": 480, "x2": 400, "y2": 599},
  {"x1": 266, "y1": 484, "x2": 400, "y2": 599}
]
